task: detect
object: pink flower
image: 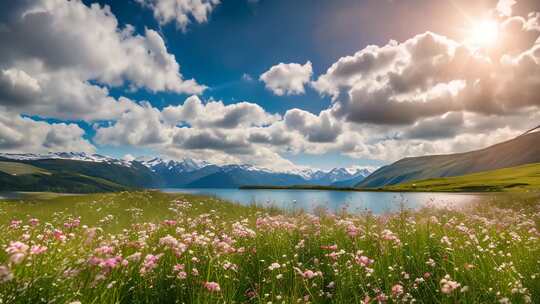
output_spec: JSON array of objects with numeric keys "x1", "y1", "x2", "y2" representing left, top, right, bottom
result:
[
  {"x1": 53, "y1": 229, "x2": 66, "y2": 242},
  {"x1": 28, "y1": 218, "x2": 40, "y2": 226},
  {"x1": 294, "y1": 267, "x2": 321, "y2": 279},
  {"x1": 140, "y1": 254, "x2": 162, "y2": 275},
  {"x1": 177, "y1": 271, "x2": 187, "y2": 279},
  {"x1": 9, "y1": 220, "x2": 22, "y2": 229},
  {"x1": 173, "y1": 264, "x2": 185, "y2": 272},
  {"x1": 94, "y1": 245, "x2": 114, "y2": 255},
  {"x1": 6, "y1": 241, "x2": 28, "y2": 264},
  {"x1": 204, "y1": 281, "x2": 221, "y2": 292},
  {"x1": 355, "y1": 255, "x2": 373, "y2": 267},
  {"x1": 391, "y1": 284, "x2": 404, "y2": 297},
  {"x1": 347, "y1": 225, "x2": 359, "y2": 237},
  {"x1": 381, "y1": 229, "x2": 401, "y2": 245},
  {"x1": 163, "y1": 219, "x2": 177, "y2": 226},
  {"x1": 64, "y1": 218, "x2": 80, "y2": 228},
  {"x1": 320, "y1": 244, "x2": 338, "y2": 251},
  {"x1": 30, "y1": 245, "x2": 48, "y2": 255},
  {"x1": 159, "y1": 235, "x2": 179, "y2": 248},
  {"x1": 0, "y1": 265, "x2": 14, "y2": 283},
  {"x1": 440, "y1": 275, "x2": 460, "y2": 294},
  {"x1": 6, "y1": 241, "x2": 28, "y2": 255}
]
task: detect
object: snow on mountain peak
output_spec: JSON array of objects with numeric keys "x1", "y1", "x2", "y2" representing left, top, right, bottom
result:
[{"x1": 0, "y1": 152, "x2": 133, "y2": 167}]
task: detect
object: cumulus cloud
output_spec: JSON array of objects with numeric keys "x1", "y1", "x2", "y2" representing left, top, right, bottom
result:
[
  {"x1": 162, "y1": 96, "x2": 280, "y2": 129},
  {"x1": 0, "y1": 0, "x2": 204, "y2": 121},
  {"x1": 137, "y1": 0, "x2": 220, "y2": 31},
  {"x1": 260, "y1": 61, "x2": 313, "y2": 96},
  {"x1": 314, "y1": 13, "x2": 540, "y2": 126},
  {"x1": 94, "y1": 103, "x2": 170, "y2": 146},
  {"x1": 496, "y1": 0, "x2": 516, "y2": 16},
  {"x1": 0, "y1": 110, "x2": 95, "y2": 153},
  {"x1": 284, "y1": 109, "x2": 342, "y2": 143}
]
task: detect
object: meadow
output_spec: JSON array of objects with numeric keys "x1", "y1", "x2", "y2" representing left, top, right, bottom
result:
[{"x1": 0, "y1": 191, "x2": 539, "y2": 303}]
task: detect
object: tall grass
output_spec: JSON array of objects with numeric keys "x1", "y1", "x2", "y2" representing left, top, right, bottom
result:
[{"x1": 0, "y1": 191, "x2": 539, "y2": 303}]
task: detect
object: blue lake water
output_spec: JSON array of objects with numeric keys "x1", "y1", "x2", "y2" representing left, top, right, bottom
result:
[{"x1": 163, "y1": 188, "x2": 481, "y2": 214}]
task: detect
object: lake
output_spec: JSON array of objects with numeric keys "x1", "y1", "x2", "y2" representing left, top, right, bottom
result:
[{"x1": 163, "y1": 188, "x2": 481, "y2": 214}]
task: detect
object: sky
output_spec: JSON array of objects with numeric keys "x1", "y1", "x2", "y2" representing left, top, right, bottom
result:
[{"x1": 0, "y1": 0, "x2": 539, "y2": 170}]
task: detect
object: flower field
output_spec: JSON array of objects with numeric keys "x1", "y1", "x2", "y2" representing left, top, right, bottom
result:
[{"x1": 0, "y1": 191, "x2": 539, "y2": 303}]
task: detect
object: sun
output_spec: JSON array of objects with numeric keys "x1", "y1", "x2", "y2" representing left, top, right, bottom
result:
[{"x1": 466, "y1": 19, "x2": 499, "y2": 48}]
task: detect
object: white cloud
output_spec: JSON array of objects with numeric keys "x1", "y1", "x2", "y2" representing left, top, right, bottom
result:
[
  {"x1": 0, "y1": 0, "x2": 205, "y2": 121},
  {"x1": 0, "y1": 109, "x2": 95, "y2": 153},
  {"x1": 260, "y1": 61, "x2": 313, "y2": 96},
  {"x1": 137, "y1": 0, "x2": 220, "y2": 31},
  {"x1": 496, "y1": 0, "x2": 517, "y2": 16},
  {"x1": 314, "y1": 15, "x2": 540, "y2": 125},
  {"x1": 162, "y1": 95, "x2": 280, "y2": 128}
]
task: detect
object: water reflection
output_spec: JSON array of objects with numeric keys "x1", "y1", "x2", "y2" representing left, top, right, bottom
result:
[{"x1": 163, "y1": 188, "x2": 480, "y2": 215}]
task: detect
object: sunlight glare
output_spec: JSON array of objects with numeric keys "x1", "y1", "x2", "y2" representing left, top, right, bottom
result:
[{"x1": 466, "y1": 19, "x2": 499, "y2": 48}]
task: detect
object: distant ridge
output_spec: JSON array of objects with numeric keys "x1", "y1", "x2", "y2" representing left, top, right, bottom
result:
[{"x1": 357, "y1": 131, "x2": 540, "y2": 188}]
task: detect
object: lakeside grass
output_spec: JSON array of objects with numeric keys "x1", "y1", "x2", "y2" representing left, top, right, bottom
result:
[{"x1": 0, "y1": 191, "x2": 539, "y2": 303}]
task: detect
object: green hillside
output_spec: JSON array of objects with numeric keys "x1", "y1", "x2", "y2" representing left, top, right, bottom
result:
[
  {"x1": 358, "y1": 131, "x2": 540, "y2": 188},
  {"x1": 0, "y1": 158, "x2": 159, "y2": 193},
  {"x1": 382, "y1": 163, "x2": 540, "y2": 192},
  {"x1": 0, "y1": 161, "x2": 51, "y2": 176}
]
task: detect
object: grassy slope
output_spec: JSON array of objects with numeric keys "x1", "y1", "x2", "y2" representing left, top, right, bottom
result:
[
  {"x1": 0, "y1": 161, "x2": 51, "y2": 176},
  {"x1": 358, "y1": 132, "x2": 540, "y2": 187},
  {"x1": 383, "y1": 162, "x2": 540, "y2": 192},
  {"x1": 0, "y1": 158, "x2": 159, "y2": 193}
]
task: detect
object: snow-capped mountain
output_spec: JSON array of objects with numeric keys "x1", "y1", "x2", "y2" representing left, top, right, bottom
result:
[
  {"x1": 0, "y1": 152, "x2": 133, "y2": 167},
  {"x1": 138, "y1": 157, "x2": 210, "y2": 173},
  {"x1": 0, "y1": 152, "x2": 374, "y2": 188},
  {"x1": 138, "y1": 157, "x2": 373, "y2": 188}
]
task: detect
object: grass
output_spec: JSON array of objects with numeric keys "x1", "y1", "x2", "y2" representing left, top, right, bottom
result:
[
  {"x1": 383, "y1": 163, "x2": 540, "y2": 192},
  {"x1": 0, "y1": 191, "x2": 539, "y2": 303},
  {"x1": 0, "y1": 161, "x2": 51, "y2": 176}
]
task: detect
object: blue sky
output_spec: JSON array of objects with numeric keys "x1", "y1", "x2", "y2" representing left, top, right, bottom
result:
[{"x1": 1, "y1": 0, "x2": 539, "y2": 170}]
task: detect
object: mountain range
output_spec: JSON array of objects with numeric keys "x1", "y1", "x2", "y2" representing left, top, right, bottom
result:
[
  {"x1": 0, "y1": 152, "x2": 372, "y2": 192},
  {"x1": 357, "y1": 131, "x2": 540, "y2": 188}
]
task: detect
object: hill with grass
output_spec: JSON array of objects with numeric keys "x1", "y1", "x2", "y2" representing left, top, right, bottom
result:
[
  {"x1": 0, "y1": 157, "x2": 159, "y2": 193},
  {"x1": 379, "y1": 162, "x2": 540, "y2": 192},
  {"x1": 358, "y1": 131, "x2": 540, "y2": 188}
]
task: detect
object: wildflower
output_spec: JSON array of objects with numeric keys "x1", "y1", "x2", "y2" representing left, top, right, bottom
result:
[
  {"x1": 0, "y1": 265, "x2": 13, "y2": 283},
  {"x1": 159, "y1": 235, "x2": 178, "y2": 248},
  {"x1": 6, "y1": 241, "x2": 29, "y2": 264},
  {"x1": 268, "y1": 263, "x2": 281, "y2": 270},
  {"x1": 173, "y1": 264, "x2": 185, "y2": 272},
  {"x1": 391, "y1": 284, "x2": 404, "y2": 297},
  {"x1": 30, "y1": 245, "x2": 48, "y2": 255},
  {"x1": 294, "y1": 267, "x2": 321, "y2": 279},
  {"x1": 355, "y1": 255, "x2": 374, "y2": 267},
  {"x1": 177, "y1": 271, "x2": 187, "y2": 279},
  {"x1": 204, "y1": 281, "x2": 221, "y2": 292},
  {"x1": 126, "y1": 252, "x2": 142, "y2": 262},
  {"x1": 441, "y1": 236, "x2": 452, "y2": 246},
  {"x1": 94, "y1": 245, "x2": 114, "y2": 255},
  {"x1": 381, "y1": 229, "x2": 401, "y2": 245},
  {"x1": 440, "y1": 275, "x2": 460, "y2": 294},
  {"x1": 140, "y1": 254, "x2": 162, "y2": 275},
  {"x1": 347, "y1": 224, "x2": 359, "y2": 237},
  {"x1": 320, "y1": 244, "x2": 338, "y2": 251},
  {"x1": 426, "y1": 258, "x2": 436, "y2": 267},
  {"x1": 28, "y1": 218, "x2": 40, "y2": 226},
  {"x1": 9, "y1": 220, "x2": 22, "y2": 229}
]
